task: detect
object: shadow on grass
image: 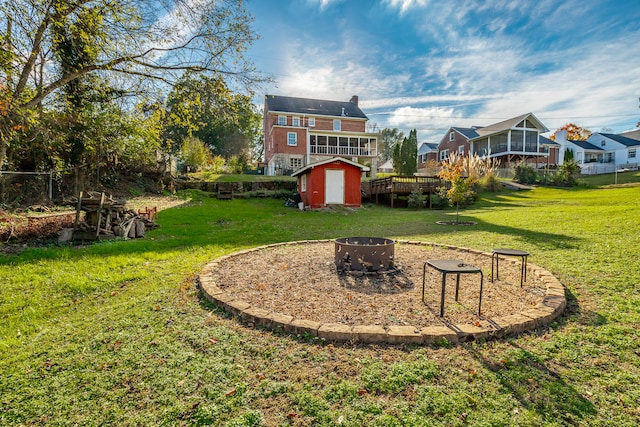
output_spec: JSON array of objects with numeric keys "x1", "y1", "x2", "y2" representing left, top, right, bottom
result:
[
  {"x1": 480, "y1": 342, "x2": 596, "y2": 421},
  {"x1": 468, "y1": 341, "x2": 597, "y2": 424},
  {"x1": 0, "y1": 191, "x2": 580, "y2": 267}
]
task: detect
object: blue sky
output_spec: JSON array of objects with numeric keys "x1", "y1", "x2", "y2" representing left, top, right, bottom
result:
[{"x1": 244, "y1": 0, "x2": 640, "y2": 142}]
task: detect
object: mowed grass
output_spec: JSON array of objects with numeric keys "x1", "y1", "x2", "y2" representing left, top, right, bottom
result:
[{"x1": 1, "y1": 185, "x2": 640, "y2": 426}]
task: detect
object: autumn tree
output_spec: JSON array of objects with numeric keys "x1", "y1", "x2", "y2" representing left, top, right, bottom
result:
[
  {"x1": 550, "y1": 123, "x2": 592, "y2": 141},
  {"x1": 437, "y1": 152, "x2": 477, "y2": 224}
]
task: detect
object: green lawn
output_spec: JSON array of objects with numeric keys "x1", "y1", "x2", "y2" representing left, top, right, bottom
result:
[{"x1": 1, "y1": 186, "x2": 639, "y2": 426}]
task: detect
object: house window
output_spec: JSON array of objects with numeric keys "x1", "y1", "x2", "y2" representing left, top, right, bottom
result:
[
  {"x1": 458, "y1": 145, "x2": 464, "y2": 155},
  {"x1": 290, "y1": 157, "x2": 302, "y2": 169},
  {"x1": 292, "y1": 117, "x2": 300, "y2": 127},
  {"x1": 449, "y1": 132, "x2": 455, "y2": 141},
  {"x1": 301, "y1": 174, "x2": 307, "y2": 192},
  {"x1": 308, "y1": 117, "x2": 315, "y2": 127},
  {"x1": 333, "y1": 119, "x2": 341, "y2": 131},
  {"x1": 629, "y1": 149, "x2": 637, "y2": 159},
  {"x1": 278, "y1": 115, "x2": 286, "y2": 125},
  {"x1": 601, "y1": 140, "x2": 606, "y2": 147},
  {"x1": 440, "y1": 149, "x2": 449, "y2": 161},
  {"x1": 287, "y1": 132, "x2": 297, "y2": 146}
]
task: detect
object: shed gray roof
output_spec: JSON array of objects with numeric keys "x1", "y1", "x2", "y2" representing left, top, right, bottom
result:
[{"x1": 265, "y1": 95, "x2": 368, "y2": 119}]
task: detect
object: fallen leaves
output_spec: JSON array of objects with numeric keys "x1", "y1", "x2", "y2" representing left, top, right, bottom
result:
[{"x1": 210, "y1": 242, "x2": 547, "y2": 328}]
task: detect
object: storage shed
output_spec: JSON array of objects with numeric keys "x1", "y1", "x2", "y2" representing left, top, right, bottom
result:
[{"x1": 291, "y1": 157, "x2": 369, "y2": 209}]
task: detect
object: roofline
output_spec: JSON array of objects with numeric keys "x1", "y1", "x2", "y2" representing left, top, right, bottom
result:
[
  {"x1": 267, "y1": 110, "x2": 368, "y2": 121},
  {"x1": 291, "y1": 157, "x2": 370, "y2": 177},
  {"x1": 469, "y1": 112, "x2": 549, "y2": 141}
]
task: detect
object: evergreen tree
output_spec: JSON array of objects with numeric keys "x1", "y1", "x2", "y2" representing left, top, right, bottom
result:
[{"x1": 393, "y1": 129, "x2": 418, "y2": 175}]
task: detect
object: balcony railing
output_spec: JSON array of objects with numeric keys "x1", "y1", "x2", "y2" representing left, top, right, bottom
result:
[{"x1": 310, "y1": 145, "x2": 375, "y2": 157}]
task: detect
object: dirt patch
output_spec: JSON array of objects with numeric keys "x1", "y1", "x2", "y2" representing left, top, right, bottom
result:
[{"x1": 210, "y1": 241, "x2": 546, "y2": 329}]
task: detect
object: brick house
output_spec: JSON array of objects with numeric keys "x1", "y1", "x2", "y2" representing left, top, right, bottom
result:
[
  {"x1": 263, "y1": 95, "x2": 379, "y2": 176},
  {"x1": 435, "y1": 113, "x2": 559, "y2": 169}
]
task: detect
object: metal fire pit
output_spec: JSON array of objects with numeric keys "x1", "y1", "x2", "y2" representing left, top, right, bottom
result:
[{"x1": 335, "y1": 237, "x2": 395, "y2": 273}]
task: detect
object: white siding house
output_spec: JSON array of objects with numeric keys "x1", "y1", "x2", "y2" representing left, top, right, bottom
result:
[{"x1": 555, "y1": 131, "x2": 640, "y2": 174}]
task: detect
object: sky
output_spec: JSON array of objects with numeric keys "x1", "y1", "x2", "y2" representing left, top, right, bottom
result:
[{"x1": 243, "y1": 0, "x2": 640, "y2": 142}]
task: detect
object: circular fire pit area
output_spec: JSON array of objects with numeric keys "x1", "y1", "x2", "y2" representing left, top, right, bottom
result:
[{"x1": 198, "y1": 240, "x2": 566, "y2": 345}]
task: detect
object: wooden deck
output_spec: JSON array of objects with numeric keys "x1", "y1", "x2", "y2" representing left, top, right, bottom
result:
[{"x1": 366, "y1": 176, "x2": 446, "y2": 208}]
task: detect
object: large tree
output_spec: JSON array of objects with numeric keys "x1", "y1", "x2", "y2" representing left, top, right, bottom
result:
[
  {"x1": 164, "y1": 73, "x2": 261, "y2": 159},
  {"x1": 0, "y1": 0, "x2": 262, "y2": 169},
  {"x1": 379, "y1": 128, "x2": 404, "y2": 162}
]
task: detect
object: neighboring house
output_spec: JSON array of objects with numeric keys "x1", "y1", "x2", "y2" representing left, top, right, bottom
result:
[
  {"x1": 291, "y1": 157, "x2": 369, "y2": 209},
  {"x1": 378, "y1": 158, "x2": 394, "y2": 174},
  {"x1": 620, "y1": 129, "x2": 640, "y2": 141},
  {"x1": 437, "y1": 127, "x2": 481, "y2": 161},
  {"x1": 416, "y1": 142, "x2": 439, "y2": 175},
  {"x1": 435, "y1": 113, "x2": 559, "y2": 168},
  {"x1": 417, "y1": 142, "x2": 438, "y2": 165},
  {"x1": 263, "y1": 95, "x2": 379, "y2": 176},
  {"x1": 554, "y1": 131, "x2": 640, "y2": 174}
]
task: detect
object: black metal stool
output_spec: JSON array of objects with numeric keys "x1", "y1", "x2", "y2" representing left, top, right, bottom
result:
[
  {"x1": 491, "y1": 248, "x2": 529, "y2": 287},
  {"x1": 423, "y1": 259, "x2": 484, "y2": 317}
]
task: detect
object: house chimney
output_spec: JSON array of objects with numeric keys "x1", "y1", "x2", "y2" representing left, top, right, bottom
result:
[{"x1": 350, "y1": 95, "x2": 358, "y2": 106}]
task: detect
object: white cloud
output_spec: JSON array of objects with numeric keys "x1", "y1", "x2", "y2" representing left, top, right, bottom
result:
[
  {"x1": 385, "y1": 106, "x2": 463, "y2": 131},
  {"x1": 383, "y1": 0, "x2": 429, "y2": 14},
  {"x1": 307, "y1": 0, "x2": 346, "y2": 11}
]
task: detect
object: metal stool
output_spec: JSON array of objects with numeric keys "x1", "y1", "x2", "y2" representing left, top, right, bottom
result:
[
  {"x1": 423, "y1": 259, "x2": 484, "y2": 317},
  {"x1": 491, "y1": 248, "x2": 529, "y2": 287}
]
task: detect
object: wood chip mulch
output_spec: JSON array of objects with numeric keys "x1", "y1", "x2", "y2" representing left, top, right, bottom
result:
[{"x1": 211, "y1": 241, "x2": 547, "y2": 329}]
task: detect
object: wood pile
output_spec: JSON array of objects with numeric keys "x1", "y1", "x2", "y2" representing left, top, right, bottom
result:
[{"x1": 72, "y1": 192, "x2": 158, "y2": 241}]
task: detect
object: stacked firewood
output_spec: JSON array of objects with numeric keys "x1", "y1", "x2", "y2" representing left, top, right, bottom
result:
[{"x1": 72, "y1": 192, "x2": 158, "y2": 240}]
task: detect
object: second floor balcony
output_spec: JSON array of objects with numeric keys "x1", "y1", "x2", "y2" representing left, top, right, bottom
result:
[{"x1": 310, "y1": 134, "x2": 378, "y2": 158}]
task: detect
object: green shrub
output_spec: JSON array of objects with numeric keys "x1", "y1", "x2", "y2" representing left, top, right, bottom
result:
[
  {"x1": 430, "y1": 187, "x2": 450, "y2": 209},
  {"x1": 513, "y1": 162, "x2": 538, "y2": 184},
  {"x1": 180, "y1": 137, "x2": 214, "y2": 172},
  {"x1": 407, "y1": 189, "x2": 426, "y2": 208},
  {"x1": 554, "y1": 159, "x2": 581, "y2": 187}
]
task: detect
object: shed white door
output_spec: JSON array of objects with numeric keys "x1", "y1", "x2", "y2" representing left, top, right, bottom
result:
[{"x1": 325, "y1": 169, "x2": 344, "y2": 204}]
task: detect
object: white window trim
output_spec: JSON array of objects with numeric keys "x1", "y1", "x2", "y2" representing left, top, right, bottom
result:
[
  {"x1": 458, "y1": 145, "x2": 464, "y2": 155},
  {"x1": 301, "y1": 174, "x2": 307, "y2": 192},
  {"x1": 287, "y1": 132, "x2": 297, "y2": 146},
  {"x1": 440, "y1": 149, "x2": 449, "y2": 161},
  {"x1": 629, "y1": 148, "x2": 637, "y2": 158},
  {"x1": 292, "y1": 116, "x2": 300, "y2": 127},
  {"x1": 333, "y1": 119, "x2": 341, "y2": 131},
  {"x1": 278, "y1": 115, "x2": 287, "y2": 126},
  {"x1": 449, "y1": 131, "x2": 455, "y2": 141},
  {"x1": 308, "y1": 117, "x2": 315, "y2": 127}
]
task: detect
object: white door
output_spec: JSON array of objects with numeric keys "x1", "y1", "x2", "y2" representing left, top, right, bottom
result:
[{"x1": 325, "y1": 169, "x2": 344, "y2": 204}]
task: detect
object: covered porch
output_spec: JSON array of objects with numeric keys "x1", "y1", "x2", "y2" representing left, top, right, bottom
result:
[{"x1": 309, "y1": 132, "x2": 378, "y2": 158}]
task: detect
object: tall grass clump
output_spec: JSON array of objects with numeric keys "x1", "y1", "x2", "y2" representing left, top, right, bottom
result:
[{"x1": 468, "y1": 152, "x2": 502, "y2": 192}]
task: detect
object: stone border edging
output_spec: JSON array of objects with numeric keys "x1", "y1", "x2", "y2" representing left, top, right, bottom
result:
[{"x1": 198, "y1": 240, "x2": 566, "y2": 345}]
